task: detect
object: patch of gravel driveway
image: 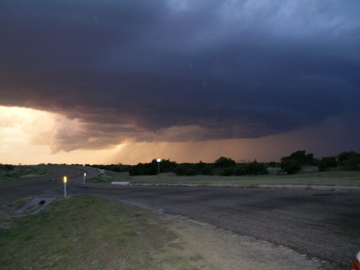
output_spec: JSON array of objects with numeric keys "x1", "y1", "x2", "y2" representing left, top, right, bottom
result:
[{"x1": 164, "y1": 216, "x2": 336, "y2": 270}]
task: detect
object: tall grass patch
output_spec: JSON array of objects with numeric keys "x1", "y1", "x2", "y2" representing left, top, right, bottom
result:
[
  {"x1": 0, "y1": 165, "x2": 53, "y2": 182},
  {"x1": 88, "y1": 171, "x2": 131, "y2": 184},
  {"x1": 0, "y1": 195, "x2": 176, "y2": 270},
  {"x1": 131, "y1": 171, "x2": 360, "y2": 186}
]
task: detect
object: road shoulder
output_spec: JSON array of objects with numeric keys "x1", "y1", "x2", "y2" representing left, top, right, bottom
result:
[{"x1": 162, "y1": 215, "x2": 335, "y2": 270}]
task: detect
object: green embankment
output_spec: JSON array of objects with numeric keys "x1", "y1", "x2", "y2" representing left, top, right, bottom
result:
[
  {"x1": 0, "y1": 195, "x2": 181, "y2": 270},
  {"x1": 0, "y1": 165, "x2": 53, "y2": 182},
  {"x1": 90, "y1": 170, "x2": 360, "y2": 187}
]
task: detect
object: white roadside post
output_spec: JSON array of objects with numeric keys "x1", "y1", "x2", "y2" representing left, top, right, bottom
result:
[
  {"x1": 157, "y1": 159, "x2": 161, "y2": 174},
  {"x1": 83, "y1": 172, "x2": 87, "y2": 184},
  {"x1": 63, "y1": 176, "x2": 67, "y2": 198}
]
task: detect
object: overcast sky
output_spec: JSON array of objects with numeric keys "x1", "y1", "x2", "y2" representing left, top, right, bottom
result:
[{"x1": 1, "y1": 0, "x2": 360, "y2": 164}]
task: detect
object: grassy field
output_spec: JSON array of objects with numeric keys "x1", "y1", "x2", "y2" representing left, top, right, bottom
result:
[
  {"x1": 0, "y1": 195, "x2": 330, "y2": 270},
  {"x1": 0, "y1": 165, "x2": 53, "y2": 182},
  {"x1": 2, "y1": 165, "x2": 359, "y2": 186},
  {"x1": 90, "y1": 170, "x2": 360, "y2": 187},
  {"x1": 87, "y1": 170, "x2": 131, "y2": 184},
  {"x1": 0, "y1": 195, "x2": 199, "y2": 270}
]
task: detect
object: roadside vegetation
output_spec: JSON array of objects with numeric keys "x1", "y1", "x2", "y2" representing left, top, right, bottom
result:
[
  {"x1": 79, "y1": 150, "x2": 360, "y2": 186},
  {"x1": 0, "y1": 195, "x2": 328, "y2": 270},
  {"x1": 1, "y1": 150, "x2": 359, "y2": 186},
  {"x1": 85, "y1": 170, "x2": 359, "y2": 186},
  {"x1": 0, "y1": 165, "x2": 53, "y2": 182},
  {"x1": 130, "y1": 170, "x2": 360, "y2": 186},
  {"x1": 0, "y1": 195, "x2": 195, "y2": 270},
  {"x1": 90, "y1": 150, "x2": 360, "y2": 176},
  {"x1": 87, "y1": 170, "x2": 131, "y2": 184}
]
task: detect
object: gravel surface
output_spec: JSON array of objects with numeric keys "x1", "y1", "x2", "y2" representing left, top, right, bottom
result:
[
  {"x1": 78, "y1": 185, "x2": 359, "y2": 269},
  {"x1": 164, "y1": 216, "x2": 329, "y2": 269}
]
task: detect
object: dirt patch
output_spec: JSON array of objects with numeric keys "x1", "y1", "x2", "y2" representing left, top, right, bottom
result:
[
  {"x1": 0, "y1": 211, "x2": 12, "y2": 229},
  {"x1": 163, "y1": 216, "x2": 334, "y2": 270},
  {"x1": 15, "y1": 197, "x2": 56, "y2": 215},
  {"x1": 0, "y1": 196, "x2": 61, "y2": 228},
  {"x1": 0, "y1": 197, "x2": 33, "y2": 228}
]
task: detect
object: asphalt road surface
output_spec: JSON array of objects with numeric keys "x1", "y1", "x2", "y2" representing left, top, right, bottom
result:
[
  {"x1": 1, "y1": 165, "x2": 359, "y2": 269},
  {"x1": 0, "y1": 165, "x2": 100, "y2": 205}
]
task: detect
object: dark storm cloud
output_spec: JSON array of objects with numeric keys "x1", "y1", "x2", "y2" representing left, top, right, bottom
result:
[{"x1": 1, "y1": 0, "x2": 360, "y2": 151}]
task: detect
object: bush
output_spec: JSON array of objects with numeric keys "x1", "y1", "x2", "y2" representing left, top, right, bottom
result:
[
  {"x1": 281, "y1": 159, "x2": 301, "y2": 174},
  {"x1": 129, "y1": 163, "x2": 157, "y2": 176},
  {"x1": 338, "y1": 151, "x2": 360, "y2": 170},
  {"x1": 245, "y1": 160, "x2": 268, "y2": 175},
  {"x1": 198, "y1": 163, "x2": 213, "y2": 175},
  {"x1": 219, "y1": 167, "x2": 234, "y2": 176},
  {"x1": 175, "y1": 163, "x2": 197, "y2": 176},
  {"x1": 0, "y1": 164, "x2": 14, "y2": 171},
  {"x1": 342, "y1": 156, "x2": 360, "y2": 170},
  {"x1": 156, "y1": 159, "x2": 177, "y2": 173},
  {"x1": 281, "y1": 150, "x2": 317, "y2": 166},
  {"x1": 214, "y1": 157, "x2": 236, "y2": 168},
  {"x1": 318, "y1": 157, "x2": 337, "y2": 171},
  {"x1": 235, "y1": 161, "x2": 268, "y2": 175}
]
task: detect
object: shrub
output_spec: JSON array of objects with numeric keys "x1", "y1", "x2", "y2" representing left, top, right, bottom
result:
[
  {"x1": 235, "y1": 161, "x2": 268, "y2": 175},
  {"x1": 219, "y1": 167, "x2": 234, "y2": 176},
  {"x1": 175, "y1": 163, "x2": 197, "y2": 176},
  {"x1": 198, "y1": 164, "x2": 213, "y2": 175},
  {"x1": 0, "y1": 164, "x2": 14, "y2": 171},
  {"x1": 214, "y1": 157, "x2": 236, "y2": 168},
  {"x1": 129, "y1": 163, "x2": 157, "y2": 176},
  {"x1": 281, "y1": 150, "x2": 317, "y2": 166},
  {"x1": 318, "y1": 157, "x2": 337, "y2": 171},
  {"x1": 338, "y1": 151, "x2": 360, "y2": 170},
  {"x1": 342, "y1": 156, "x2": 360, "y2": 170},
  {"x1": 281, "y1": 159, "x2": 301, "y2": 174},
  {"x1": 244, "y1": 160, "x2": 268, "y2": 175}
]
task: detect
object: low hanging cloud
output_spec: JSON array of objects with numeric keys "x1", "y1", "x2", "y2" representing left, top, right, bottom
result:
[{"x1": 1, "y1": 0, "x2": 359, "y2": 152}]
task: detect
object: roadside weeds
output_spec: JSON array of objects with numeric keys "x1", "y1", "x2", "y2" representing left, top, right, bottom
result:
[{"x1": 0, "y1": 195, "x2": 337, "y2": 270}]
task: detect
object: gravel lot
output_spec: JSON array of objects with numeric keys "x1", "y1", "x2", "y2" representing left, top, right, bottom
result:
[{"x1": 78, "y1": 185, "x2": 360, "y2": 269}]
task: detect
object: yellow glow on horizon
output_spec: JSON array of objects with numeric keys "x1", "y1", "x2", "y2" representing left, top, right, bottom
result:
[
  {"x1": 0, "y1": 106, "x2": 56, "y2": 163},
  {"x1": 0, "y1": 106, "x2": 127, "y2": 165},
  {"x1": 0, "y1": 105, "x2": 346, "y2": 165},
  {"x1": 0, "y1": 106, "x2": 53, "y2": 143}
]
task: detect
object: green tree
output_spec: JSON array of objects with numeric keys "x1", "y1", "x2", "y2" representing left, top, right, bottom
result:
[
  {"x1": 175, "y1": 163, "x2": 197, "y2": 176},
  {"x1": 281, "y1": 150, "x2": 317, "y2": 166},
  {"x1": 215, "y1": 157, "x2": 236, "y2": 168},
  {"x1": 245, "y1": 160, "x2": 268, "y2": 175},
  {"x1": 281, "y1": 159, "x2": 301, "y2": 174},
  {"x1": 318, "y1": 157, "x2": 337, "y2": 171},
  {"x1": 197, "y1": 162, "x2": 213, "y2": 175},
  {"x1": 235, "y1": 161, "x2": 268, "y2": 175},
  {"x1": 129, "y1": 162, "x2": 157, "y2": 176},
  {"x1": 338, "y1": 151, "x2": 360, "y2": 170}
]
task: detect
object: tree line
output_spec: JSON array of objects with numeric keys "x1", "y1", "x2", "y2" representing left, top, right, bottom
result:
[{"x1": 89, "y1": 150, "x2": 360, "y2": 176}]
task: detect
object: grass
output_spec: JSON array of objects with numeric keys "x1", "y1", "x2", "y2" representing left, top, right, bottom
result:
[
  {"x1": 87, "y1": 171, "x2": 131, "y2": 184},
  {"x1": 129, "y1": 170, "x2": 360, "y2": 186},
  {"x1": 0, "y1": 165, "x2": 53, "y2": 182},
  {"x1": 0, "y1": 195, "x2": 188, "y2": 270},
  {"x1": 2, "y1": 165, "x2": 359, "y2": 186}
]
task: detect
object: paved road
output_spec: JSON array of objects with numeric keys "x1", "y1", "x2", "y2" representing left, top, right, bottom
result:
[
  {"x1": 1, "y1": 165, "x2": 359, "y2": 269},
  {"x1": 0, "y1": 165, "x2": 100, "y2": 205}
]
